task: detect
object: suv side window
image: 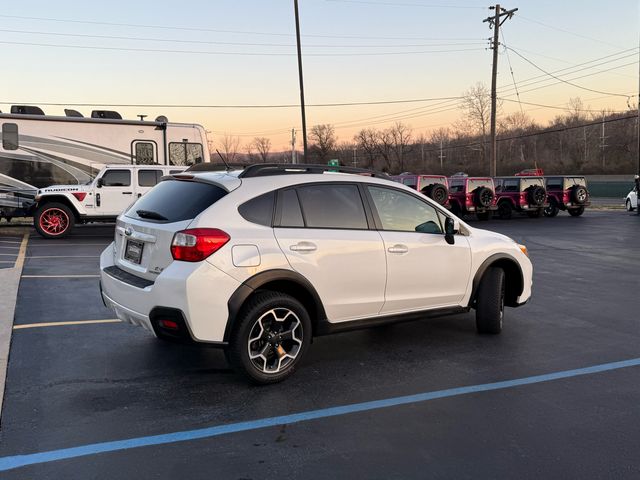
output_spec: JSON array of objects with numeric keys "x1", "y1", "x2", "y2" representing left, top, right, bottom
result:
[
  {"x1": 503, "y1": 179, "x2": 520, "y2": 192},
  {"x1": 239, "y1": 191, "x2": 275, "y2": 227},
  {"x1": 547, "y1": 178, "x2": 562, "y2": 189},
  {"x1": 138, "y1": 169, "x2": 163, "y2": 187},
  {"x1": 277, "y1": 189, "x2": 304, "y2": 228},
  {"x1": 297, "y1": 184, "x2": 368, "y2": 230},
  {"x1": 101, "y1": 169, "x2": 131, "y2": 187},
  {"x1": 368, "y1": 186, "x2": 443, "y2": 234}
]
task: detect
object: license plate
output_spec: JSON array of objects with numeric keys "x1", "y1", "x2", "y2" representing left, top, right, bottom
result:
[{"x1": 124, "y1": 240, "x2": 144, "y2": 264}]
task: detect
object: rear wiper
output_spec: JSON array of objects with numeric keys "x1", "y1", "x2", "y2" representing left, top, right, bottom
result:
[{"x1": 136, "y1": 209, "x2": 168, "y2": 221}]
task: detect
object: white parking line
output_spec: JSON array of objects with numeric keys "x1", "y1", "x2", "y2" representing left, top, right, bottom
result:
[
  {"x1": 21, "y1": 274, "x2": 100, "y2": 278},
  {"x1": 25, "y1": 256, "x2": 100, "y2": 259},
  {"x1": 13, "y1": 319, "x2": 120, "y2": 330},
  {"x1": 0, "y1": 241, "x2": 20, "y2": 245},
  {"x1": 27, "y1": 243, "x2": 110, "y2": 247}
]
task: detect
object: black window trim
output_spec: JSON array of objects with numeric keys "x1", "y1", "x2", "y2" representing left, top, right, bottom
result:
[{"x1": 2, "y1": 122, "x2": 19, "y2": 151}]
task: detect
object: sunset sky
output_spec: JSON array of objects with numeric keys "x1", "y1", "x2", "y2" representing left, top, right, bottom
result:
[{"x1": 1, "y1": 0, "x2": 638, "y2": 151}]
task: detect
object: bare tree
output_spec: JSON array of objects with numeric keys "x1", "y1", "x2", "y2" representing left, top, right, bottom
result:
[
  {"x1": 251, "y1": 137, "x2": 272, "y2": 163},
  {"x1": 498, "y1": 111, "x2": 536, "y2": 134},
  {"x1": 220, "y1": 134, "x2": 241, "y2": 163},
  {"x1": 375, "y1": 129, "x2": 394, "y2": 172},
  {"x1": 353, "y1": 128, "x2": 379, "y2": 168},
  {"x1": 459, "y1": 82, "x2": 492, "y2": 168},
  {"x1": 309, "y1": 124, "x2": 337, "y2": 163},
  {"x1": 388, "y1": 122, "x2": 413, "y2": 172}
]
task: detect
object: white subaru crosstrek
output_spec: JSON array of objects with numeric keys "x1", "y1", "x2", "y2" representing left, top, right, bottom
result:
[{"x1": 100, "y1": 164, "x2": 533, "y2": 384}]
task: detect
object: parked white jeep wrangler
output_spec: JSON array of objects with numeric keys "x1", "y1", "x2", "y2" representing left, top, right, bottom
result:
[{"x1": 33, "y1": 165, "x2": 185, "y2": 238}]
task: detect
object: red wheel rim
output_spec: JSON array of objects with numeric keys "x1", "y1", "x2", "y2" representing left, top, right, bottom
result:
[{"x1": 39, "y1": 208, "x2": 69, "y2": 235}]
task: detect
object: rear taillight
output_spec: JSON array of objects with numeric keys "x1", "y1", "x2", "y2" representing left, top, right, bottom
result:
[
  {"x1": 563, "y1": 192, "x2": 570, "y2": 203},
  {"x1": 72, "y1": 192, "x2": 87, "y2": 202},
  {"x1": 520, "y1": 193, "x2": 526, "y2": 203},
  {"x1": 170, "y1": 228, "x2": 230, "y2": 262},
  {"x1": 465, "y1": 193, "x2": 473, "y2": 206}
]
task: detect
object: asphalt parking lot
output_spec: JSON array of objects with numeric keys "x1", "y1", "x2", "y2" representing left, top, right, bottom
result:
[{"x1": 0, "y1": 211, "x2": 639, "y2": 478}]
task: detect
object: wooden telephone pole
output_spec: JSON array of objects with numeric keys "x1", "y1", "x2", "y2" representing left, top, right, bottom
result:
[{"x1": 484, "y1": 4, "x2": 517, "y2": 177}]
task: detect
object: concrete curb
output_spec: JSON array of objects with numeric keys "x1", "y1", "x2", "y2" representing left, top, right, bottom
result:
[{"x1": 0, "y1": 233, "x2": 28, "y2": 424}]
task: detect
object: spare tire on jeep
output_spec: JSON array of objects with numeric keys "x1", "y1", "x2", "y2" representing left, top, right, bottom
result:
[
  {"x1": 570, "y1": 185, "x2": 588, "y2": 205},
  {"x1": 526, "y1": 185, "x2": 546, "y2": 206},
  {"x1": 422, "y1": 183, "x2": 448, "y2": 205},
  {"x1": 474, "y1": 187, "x2": 494, "y2": 208}
]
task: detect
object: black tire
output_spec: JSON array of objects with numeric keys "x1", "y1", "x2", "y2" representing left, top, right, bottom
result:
[
  {"x1": 543, "y1": 199, "x2": 559, "y2": 217},
  {"x1": 474, "y1": 187, "x2": 494, "y2": 208},
  {"x1": 227, "y1": 291, "x2": 312, "y2": 384},
  {"x1": 476, "y1": 211, "x2": 491, "y2": 221},
  {"x1": 429, "y1": 184, "x2": 449, "y2": 206},
  {"x1": 34, "y1": 202, "x2": 75, "y2": 239},
  {"x1": 526, "y1": 208, "x2": 543, "y2": 218},
  {"x1": 570, "y1": 185, "x2": 588, "y2": 205},
  {"x1": 526, "y1": 185, "x2": 546, "y2": 206},
  {"x1": 497, "y1": 201, "x2": 512, "y2": 220},
  {"x1": 476, "y1": 267, "x2": 505, "y2": 334},
  {"x1": 568, "y1": 206, "x2": 585, "y2": 217}
]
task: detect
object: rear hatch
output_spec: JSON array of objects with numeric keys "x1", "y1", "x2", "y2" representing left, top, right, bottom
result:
[{"x1": 113, "y1": 177, "x2": 236, "y2": 282}]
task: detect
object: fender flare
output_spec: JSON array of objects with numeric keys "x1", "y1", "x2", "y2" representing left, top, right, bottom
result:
[
  {"x1": 224, "y1": 269, "x2": 327, "y2": 342},
  {"x1": 469, "y1": 253, "x2": 524, "y2": 308},
  {"x1": 35, "y1": 194, "x2": 84, "y2": 218}
]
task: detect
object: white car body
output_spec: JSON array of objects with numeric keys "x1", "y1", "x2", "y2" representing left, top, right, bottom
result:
[
  {"x1": 100, "y1": 169, "x2": 533, "y2": 350},
  {"x1": 625, "y1": 188, "x2": 637, "y2": 211}
]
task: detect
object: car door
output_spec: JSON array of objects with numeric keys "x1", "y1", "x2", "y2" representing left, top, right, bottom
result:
[
  {"x1": 365, "y1": 185, "x2": 472, "y2": 314},
  {"x1": 95, "y1": 169, "x2": 134, "y2": 216},
  {"x1": 273, "y1": 183, "x2": 386, "y2": 322}
]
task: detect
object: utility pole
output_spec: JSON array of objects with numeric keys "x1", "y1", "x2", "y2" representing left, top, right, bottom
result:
[
  {"x1": 439, "y1": 140, "x2": 445, "y2": 170},
  {"x1": 484, "y1": 4, "x2": 517, "y2": 177},
  {"x1": 293, "y1": 0, "x2": 308, "y2": 162},
  {"x1": 600, "y1": 112, "x2": 607, "y2": 171},
  {"x1": 291, "y1": 128, "x2": 297, "y2": 164},
  {"x1": 353, "y1": 147, "x2": 357, "y2": 168}
]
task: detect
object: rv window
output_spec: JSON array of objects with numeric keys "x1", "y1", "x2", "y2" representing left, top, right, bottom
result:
[
  {"x1": 101, "y1": 170, "x2": 131, "y2": 187},
  {"x1": 138, "y1": 169, "x2": 163, "y2": 187},
  {"x1": 2, "y1": 123, "x2": 18, "y2": 150},
  {"x1": 169, "y1": 142, "x2": 204, "y2": 166},
  {"x1": 135, "y1": 142, "x2": 155, "y2": 165}
]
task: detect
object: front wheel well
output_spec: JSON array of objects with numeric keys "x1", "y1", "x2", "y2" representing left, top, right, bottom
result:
[
  {"x1": 471, "y1": 258, "x2": 523, "y2": 308},
  {"x1": 36, "y1": 196, "x2": 80, "y2": 221}
]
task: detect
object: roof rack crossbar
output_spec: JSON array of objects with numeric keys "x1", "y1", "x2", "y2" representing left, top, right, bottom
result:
[{"x1": 238, "y1": 163, "x2": 389, "y2": 179}]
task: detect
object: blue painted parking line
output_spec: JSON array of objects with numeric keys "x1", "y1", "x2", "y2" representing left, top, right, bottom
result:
[{"x1": 1, "y1": 357, "x2": 639, "y2": 472}]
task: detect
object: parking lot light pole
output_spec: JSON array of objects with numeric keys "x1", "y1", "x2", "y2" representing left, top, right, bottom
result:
[{"x1": 294, "y1": 0, "x2": 308, "y2": 163}]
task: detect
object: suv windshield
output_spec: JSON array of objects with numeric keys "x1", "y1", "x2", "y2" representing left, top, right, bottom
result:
[{"x1": 125, "y1": 179, "x2": 227, "y2": 223}]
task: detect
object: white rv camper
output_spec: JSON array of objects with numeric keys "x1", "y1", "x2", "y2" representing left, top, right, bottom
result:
[{"x1": 0, "y1": 105, "x2": 210, "y2": 218}]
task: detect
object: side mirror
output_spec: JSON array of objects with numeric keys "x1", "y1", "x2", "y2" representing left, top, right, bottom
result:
[
  {"x1": 444, "y1": 217, "x2": 456, "y2": 245},
  {"x1": 96, "y1": 178, "x2": 103, "y2": 188}
]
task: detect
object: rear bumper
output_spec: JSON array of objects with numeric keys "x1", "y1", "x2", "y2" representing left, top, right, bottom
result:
[{"x1": 99, "y1": 242, "x2": 241, "y2": 343}]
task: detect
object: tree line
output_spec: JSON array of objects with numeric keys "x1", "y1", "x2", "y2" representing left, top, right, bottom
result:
[{"x1": 214, "y1": 83, "x2": 640, "y2": 175}]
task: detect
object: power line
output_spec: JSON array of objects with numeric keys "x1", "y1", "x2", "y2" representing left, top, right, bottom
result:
[
  {"x1": 0, "y1": 14, "x2": 481, "y2": 41},
  {"x1": 325, "y1": 0, "x2": 484, "y2": 9},
  {"x1": 500, "y1": 31, "x2": 523, "y2": 113},
  {"x1": 0, "y1": 28, "x2": 486, "y2": 48},
  {"x1": 518, "y1": 15, "x2": 623, "y2": 49},
  {"x1": 0, "y1": 96, "x2": 463, "y2": 109},
  {"x1": 499, "y1": 97, "x2": 631, "y2": 114},
  {"x1": 0, "y1": 40, "x2": 485, "y2": 57},
  {"x1": 506, "y1": 46, "x2": 634, "y2": 99}
]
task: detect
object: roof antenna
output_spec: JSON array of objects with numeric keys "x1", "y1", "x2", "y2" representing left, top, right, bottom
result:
[{"x1": 215, "y1": 149, "x2": 231, "y2": 171}]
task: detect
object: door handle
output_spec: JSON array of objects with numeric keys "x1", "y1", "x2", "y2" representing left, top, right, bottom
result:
[
  {"x1": 387, "y1": 244, "x2": 409, "y2": 254},
  {"x1": 122, "y1": 192, "x2": 133, "y2": 195},
  {"x1": 290, "y1": 242, "x2": 317, "y2": 253}
]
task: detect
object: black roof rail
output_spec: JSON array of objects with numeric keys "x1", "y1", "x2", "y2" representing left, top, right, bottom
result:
[
  {"x1": 185, "y1": 162, "x2": 247, "y2": 172},
  {"x1": 238, "y1": 163, "x2": 390, "y2": 179}
]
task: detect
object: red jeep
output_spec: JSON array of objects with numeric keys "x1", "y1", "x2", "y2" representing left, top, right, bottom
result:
[
  {"x1": 543, "y1": 176, "x2": 590, "y2": 217},
  {"x1": 447, "y1": 177, "x2": 497, "y2": 220},
  {"x1": 494, "y1": 176, "x2": 548, "y2": 219},
  {"x1": 391, "y1": 174, "x2": 449, "y2": 206}
]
